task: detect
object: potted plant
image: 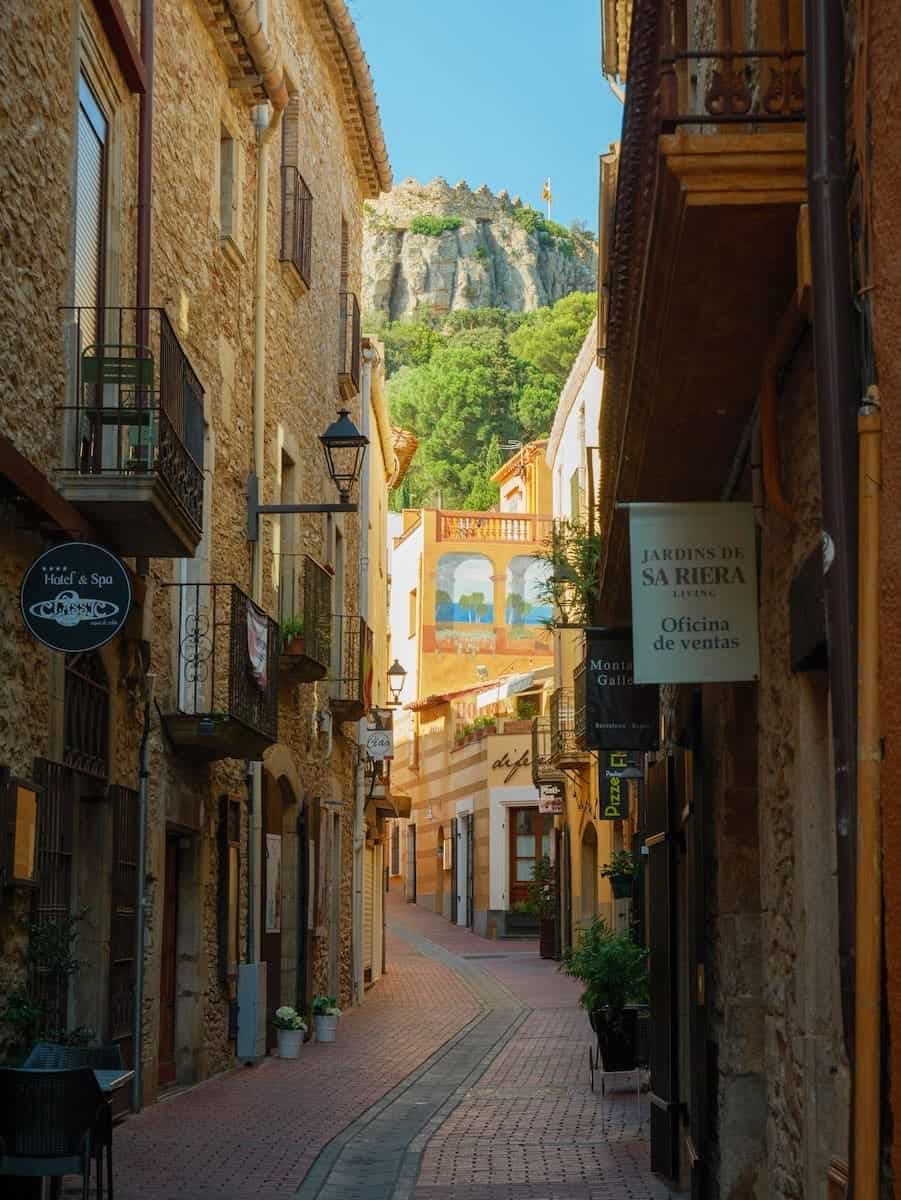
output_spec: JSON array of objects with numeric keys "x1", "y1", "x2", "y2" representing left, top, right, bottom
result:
[
  {"x1": 281, "y1": 615, "x2": 305, "y2": 655},
  {"x1": 601, "y1": 849, "x2": 638, "y2": 900},
  {"x1": 525, "y1": 855, "x2": 557, "y2": 959},
  {"x1": 312, "y1": 995, "x2": 341, "y2": 1042},
  {"x1": 273, "y1": 1005, "x2": 307, "y2": 1058},
  {"x1": 560, "y1": 917, "x2": 649, "y2": 1070}
]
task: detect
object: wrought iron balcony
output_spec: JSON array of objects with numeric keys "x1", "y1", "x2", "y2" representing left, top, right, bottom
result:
[
  {"x1": 338, "y1": 291, "x2": 361, "y2": 400},
  {"x1": 531, "y1": 716, "x2": 565, "y2": 788},
  {"x1": 549, "y1": 687, "x2": 589, "y2": 768},
  {"x1": 329, "y1": 613, "x2": 370, "y2": 722},
  {"x1": 279, "y1": 166, "x2": 312, "y2": 288},
  {"x1": 574, "y1": 660, "x2": 587, "y2": 750},
  {"x1": 160, "y1": 583, "x2": 279, "y2": 762},
  {"x1": 277, "y1": 553, "x2": 331, "y2": 683},
  {"x1": 57, "y1": 307, "x2": 204, "y2": 557},
  {"x1": 657, "y1": 0, "x2": 805, "y2": 131}
]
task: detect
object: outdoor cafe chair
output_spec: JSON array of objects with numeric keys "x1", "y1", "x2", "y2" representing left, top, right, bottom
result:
[
  {"x1": 22, "y1": 1044, "x2": 124, "y2": 1198},
  {"x1": 0, "y1": 1066, "x2": 104, "y2": 1200}
]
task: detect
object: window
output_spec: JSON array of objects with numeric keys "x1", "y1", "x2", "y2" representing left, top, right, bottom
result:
[
  {"x1": 75, "y1": 74, "x2": 108, "y2": 345},
  {"x1": 408, "y1": 588, "x2": 417, "y2": 637},
  {"x1": 219, "y1": 127, "x2": 236, "y2": 240},
  {"x1": 509, "y1": 807, "x2": 553, "y2": 906},
  {"x1": 279, "y1": 96, "x2": 312, "y2": 285},
  {"x1": 340, "y1": 216, "x2": 350, "y2": 291}
]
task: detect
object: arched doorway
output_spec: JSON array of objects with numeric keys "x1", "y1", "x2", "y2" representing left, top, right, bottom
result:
[{"x1": 581, "y1": 823, "x2": 598, "y2": 924}]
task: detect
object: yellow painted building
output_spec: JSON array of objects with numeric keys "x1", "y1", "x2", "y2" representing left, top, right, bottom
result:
[{"x1": 388, "y1": 444, "x2": 557, "y2": 934}]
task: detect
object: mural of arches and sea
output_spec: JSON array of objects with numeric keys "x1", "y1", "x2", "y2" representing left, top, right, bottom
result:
[{"x1": 433, "y1": 553, "x2": 552, "y2": 654}]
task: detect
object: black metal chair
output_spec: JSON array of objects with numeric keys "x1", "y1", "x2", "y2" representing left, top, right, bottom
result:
[
  {"x1": 0, "y1": 1067, "x2": 103, "y2": 1200},
  {"x1": 22, "y1": 1045, "x2": 123, "y2": 1198}
]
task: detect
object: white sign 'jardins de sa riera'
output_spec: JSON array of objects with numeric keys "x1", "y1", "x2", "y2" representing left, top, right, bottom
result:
[{"x1": 628, "y1": 502, "x2": 760, "y2": 684}]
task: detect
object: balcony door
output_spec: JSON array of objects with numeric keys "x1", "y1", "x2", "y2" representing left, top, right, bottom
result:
[{"x1": 75, "y1": 74, "x2": 107, "y2": 340}]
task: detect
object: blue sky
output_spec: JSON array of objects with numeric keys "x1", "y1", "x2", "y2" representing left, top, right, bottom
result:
[{"x1": 350, "y1": 0, "x2": 624, "y2": 233}]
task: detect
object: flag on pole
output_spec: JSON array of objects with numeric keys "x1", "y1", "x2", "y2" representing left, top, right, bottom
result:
[{"x1": 542, "y1": 177, "x2": 553, "y2": 219}]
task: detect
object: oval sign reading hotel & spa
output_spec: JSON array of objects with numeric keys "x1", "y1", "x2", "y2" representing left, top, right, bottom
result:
[{"x1": 21, "y1": 542, "x2": 132, "y2": 653}]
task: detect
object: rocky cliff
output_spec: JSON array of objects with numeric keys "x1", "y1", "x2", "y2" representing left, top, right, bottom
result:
[{"x1": 363, "y1": 178, "x2": 597, "y2": 321}]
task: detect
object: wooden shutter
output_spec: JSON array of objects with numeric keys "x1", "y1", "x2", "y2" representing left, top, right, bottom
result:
[
  {"x1": 282, "y1": 95, "x2": 300, "y2": 169},
  {"x1": 218, "y1": 796, "x2": 241, "y2": 987},
  {"x1": 646, "y1": 755, "x2": 679, "y2": 1181}
]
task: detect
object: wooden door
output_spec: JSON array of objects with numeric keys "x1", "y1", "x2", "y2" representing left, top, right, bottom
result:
[
  {"x1": 646, "y1": 756, "x2": 679, "y2": 1181},
  {"x1": 108, "y1": 785, "x2": 138, "y2": 1070},
  {"x1": 158, "y1": 835, "x2": 179, "y2": 1088},
  {"x1": 449, "y1": 819, "x2": 458, "y2": 924},
  {"x1": 465, "y1": 815, "x2": 474, "y2": 929},
  {"x1": 509, "y1": 807, "x2": 552, "y2": 905},
  {"x1": 260, "y1": 780, "x2": 282, "y2": 1051}
]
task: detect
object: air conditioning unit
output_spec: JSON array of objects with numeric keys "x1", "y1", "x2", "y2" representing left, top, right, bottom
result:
[{"x1": 237, "y1": 962, "x2": 267, "y2": 1061}]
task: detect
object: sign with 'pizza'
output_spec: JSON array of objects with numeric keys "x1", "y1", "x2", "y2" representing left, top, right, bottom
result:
[
  {"x1": 21, "y1": 542, "x2": 132, "y2": 653},
  {"x1": 628, "y1": 503, "x2": 760, "y2": 684}
]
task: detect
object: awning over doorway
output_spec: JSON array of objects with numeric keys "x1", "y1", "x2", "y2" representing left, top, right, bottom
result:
[{"x1": 476, "y1": 666, "x2": 553, "y2": 710}]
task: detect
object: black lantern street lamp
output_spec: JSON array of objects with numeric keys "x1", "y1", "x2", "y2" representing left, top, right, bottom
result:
[
  {"x1": 320, "y1": 410, "x2": 369, "y2": 503},
  {"x1": 387, "y1": 658, "x2": 407, "y2": 706},
  {"x1": 246, "y1": 410, "x2": 369, "y2": 541}
]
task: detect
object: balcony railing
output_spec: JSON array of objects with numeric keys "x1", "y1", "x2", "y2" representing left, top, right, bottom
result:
[
  {"x1": 658, "y1": 0, "x2": 804, "y2": 130},
  {"x1": 160, "y1": 583, "x2": 279, "y2": 761},
  {"x1": 338, "y1": 291, "x2": 361, "y2": 399},
  {"x1": 277, "y1": 553, "x2": 332, "y2": 682},
  {"x1": 436, "y1": 511, "x2": 553, "y2": 545},
  {"x1": 57, "y1": 306, "x2": 204, "y2": 556},
  {"x1": 531, "y1": 716, "x2": 564, "y2": 787},
  {"x1": 330, "y1": 613, "x2": 370, "y2": 722},
  {"x1": 549, "y1": 687, "x2": 588, "y2": 767},
  {"x1": 574, "y1": 660, "x2": 587, "y2": 749},
  {"x1": 279, "y1": 166, "x2": 312, "y2": 287}
]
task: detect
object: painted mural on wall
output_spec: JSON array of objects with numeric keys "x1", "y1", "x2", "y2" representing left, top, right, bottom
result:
[
  {"x1": 435, "y1": 553, "x2": 496, "y2": 654},
  {"x1": 505, "y1": 556, "x2": 552, "y2": 634}
]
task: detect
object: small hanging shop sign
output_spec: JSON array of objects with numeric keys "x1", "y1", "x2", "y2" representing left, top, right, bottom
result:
[
  {"x1": 598, "y1": 751, "x2": 642, "y2": 820},
  {"x1": 628, "y1": 502, "x2": 760, "y2": 684},
  {"x1": 20, "y1": 542, "x2": 132, "y2": 653},
  {"x1": 538, "y1": 782, "x2": 564, "y2": 814},
  {"x1": 579, "y1": 627, "x2": 659, "y2": 751}
]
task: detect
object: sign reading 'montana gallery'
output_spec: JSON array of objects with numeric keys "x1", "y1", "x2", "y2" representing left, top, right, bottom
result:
[{"x1": 628, "y1": 502, "x2": 759, "y2": 684}]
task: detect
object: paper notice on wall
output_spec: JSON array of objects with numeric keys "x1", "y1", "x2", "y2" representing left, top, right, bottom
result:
[
  {"x1": 628, "y1": 502, "x2": 760, "y2": 684},
  {"x1": 246, "y1": 601, "x2": 268, "y2": 690}
]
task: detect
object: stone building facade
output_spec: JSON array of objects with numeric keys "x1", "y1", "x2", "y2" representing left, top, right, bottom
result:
[
  {"x1": 592, "y1": 0, "x2": 892, "y2": 1193},
  {"x1": 0, "y1": 0, "x2": 392, "y2": 1109}
]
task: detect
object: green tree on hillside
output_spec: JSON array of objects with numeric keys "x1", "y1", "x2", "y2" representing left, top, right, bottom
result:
[{"x1": 508, "y1": 291, "x2": 595, "y2": 382}]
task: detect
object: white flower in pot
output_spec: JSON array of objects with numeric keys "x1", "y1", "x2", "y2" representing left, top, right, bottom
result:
[
  {"x1": 273, "y1": 1005, "x2": 307, "y2": 1058},
  {"x1": 312, "y1": 995, "x2": 341, "y2": 1042}
]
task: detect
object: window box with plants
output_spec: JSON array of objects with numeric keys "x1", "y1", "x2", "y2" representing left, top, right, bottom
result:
[
  {"x1": 601, "y1": 849, "x2": 638, "y2": 900},
  {"x1": 279, "y1": 615, "x2": 328, "y2": 682},
  {"x1": 454, "y1": 715, "x2": 497, "y2": 748},
  {"x1": 273, "y1": 1005, "x2": 307, "y2": 1058},
  {"x1": 561, "y1": 917, "x2": 649, "y2": 1071},
  {"x1": 312, "y1": 995, "x2": 341, "y2": 1042}
]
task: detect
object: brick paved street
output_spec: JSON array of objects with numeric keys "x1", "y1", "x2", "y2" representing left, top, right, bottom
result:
[{"x1": 108, "y1": 892, "x2": 679, "y2": 1200}]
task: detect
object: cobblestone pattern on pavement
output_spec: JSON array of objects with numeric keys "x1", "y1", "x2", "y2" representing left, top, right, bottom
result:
[
  {"x1": 107, "y1": 894, "x2": 678, "y2": 1200},
  {"x1": 112, "y1": 929, "x2": 479, "y2": 1200}
]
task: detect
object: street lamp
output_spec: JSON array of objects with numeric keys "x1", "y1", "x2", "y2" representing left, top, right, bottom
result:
[
  {"x1": 246, "y1": 410, "x2": 369, "y2": 540},
  {"x1": 320, "y1": 410, "x2": 369, "y2": 503},
  {"x1": 387, "y1": 659, "x2": 407, "y2": 705}
]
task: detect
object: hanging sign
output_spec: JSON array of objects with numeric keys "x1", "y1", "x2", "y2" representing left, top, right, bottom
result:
[
  {"x1": 629, "y1": 502, "x2": 760, "y2": 684},
  {"x1": 20, "y1": 542, "x2": 131, "y2": 653},
  {"x1": 538, "y1": 782, "x2": 564, "y2": 814},
  {"x1": 579, "y1": 627, "x2": 659, "y2": 751},
  {"x1": 598, "y1": 751, "x2": 641, "y2": 820}
]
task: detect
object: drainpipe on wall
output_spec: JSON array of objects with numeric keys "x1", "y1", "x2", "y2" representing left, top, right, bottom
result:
[
  {"x1": 132, "y1": 667, "x2": 155, "y2": 1113},
  {"x1": 855, "y1": 392, "x2": 882, "y2": 1200},
  {"x1": 804, "y1": 0, "x2": 860, "y2": 1184},
  {"x1": 353, "y1": 346, "x2": 375, "y2": 1006}
]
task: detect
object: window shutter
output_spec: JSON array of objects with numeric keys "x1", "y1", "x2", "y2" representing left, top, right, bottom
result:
[{"x1": 282, "y1": 95, "x2": 300, "y2": 170}]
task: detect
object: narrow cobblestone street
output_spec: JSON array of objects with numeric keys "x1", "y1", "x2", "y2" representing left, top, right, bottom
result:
[{"x1": 113, "y1": 893, "x2": 676, "y2": 1200}]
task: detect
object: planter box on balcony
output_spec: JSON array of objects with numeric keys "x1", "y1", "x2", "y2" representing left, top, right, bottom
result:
[
  {"x1": 160, "y1": 583, "x2": 279, "y2": 762},
  {"x1": 57, "y1": 307, "x2": 204, "y2": 558}
]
